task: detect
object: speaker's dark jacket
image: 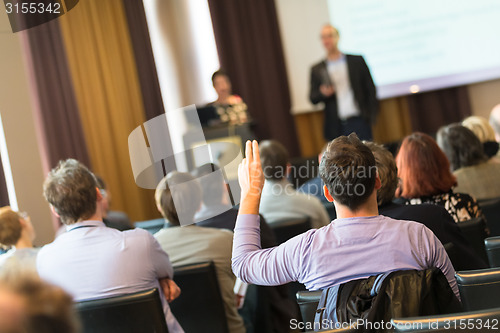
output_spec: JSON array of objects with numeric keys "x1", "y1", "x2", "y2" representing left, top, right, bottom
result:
[{"x1": 309, "y1": 54, "x2": 378, "y2": 140}]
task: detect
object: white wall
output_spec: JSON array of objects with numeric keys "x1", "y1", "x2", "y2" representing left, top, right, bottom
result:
[
  {"x1": 0, "y1": 11, "x2": 54, "y2": 245},
  {"x1": 275, "y1": 0, "x2": 329, "y2": 114}
]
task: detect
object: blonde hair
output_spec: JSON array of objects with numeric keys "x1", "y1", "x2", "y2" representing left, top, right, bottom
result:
[
  {"x1": 0, "y1": 207, "x2": 22, "y2": 247},
  {"x1": 462, "y1": 116, "x2": 496, "y2": 143}
]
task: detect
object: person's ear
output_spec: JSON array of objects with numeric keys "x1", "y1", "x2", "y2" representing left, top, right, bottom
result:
[
  {"x1": 374, "y1": 171, "x2": 382, "y2": 190},
  {"x1": 156, "y1": 203, "x2": 164, "y2": 216},
  {"x1": 323, "y1": 185, "x2": 334, "y2": 203},
  {"x1": 18, "y1": 217, "x2": 27, "y2": 228},
  {"x1": 49, "y1": 205, "x2": 60, "y2": 218},
  {"x1": 96, "y1": 187, "x2": 103, "y2": 202}
]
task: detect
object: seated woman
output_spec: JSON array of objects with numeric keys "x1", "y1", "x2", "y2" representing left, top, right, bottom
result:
[
  {"x1": 210, "y1": 70, "x2": 249, "y2": 125},
  {"x1": 462, "y1": 116, "x2": 499, "y2": 160},
  {"x1": 437, "y1": 124, "x2": 500, "y2": 200},
  {"x1": 395, "y1": 132, "x2": 483, "y2": 223},
  {"x1": 0, "y1": 207, "x2": 38, "y2": 275}
]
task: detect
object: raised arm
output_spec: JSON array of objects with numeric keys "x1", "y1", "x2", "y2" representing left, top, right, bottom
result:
[{"x1": 232, "y1": 141, "x2": 305, "y2": 285}]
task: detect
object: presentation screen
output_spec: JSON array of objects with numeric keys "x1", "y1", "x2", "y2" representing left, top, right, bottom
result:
[{"x1": 327, "y1": 0, "x2": 500, "y2": 99}]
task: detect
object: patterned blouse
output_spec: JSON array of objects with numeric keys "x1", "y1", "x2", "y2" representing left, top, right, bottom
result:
[{"x1": 401, "y1": 190, "x2": 483, "y2": 223}]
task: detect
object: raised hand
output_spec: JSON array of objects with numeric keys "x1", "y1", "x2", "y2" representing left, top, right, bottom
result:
[{"x1": 238, "y1": 140, "x2": 265, "y2": 215}]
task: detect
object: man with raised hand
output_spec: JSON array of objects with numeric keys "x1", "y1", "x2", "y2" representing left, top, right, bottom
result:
[{"x1": 232, "y1": 137, "x2": 459, "y2": 299}]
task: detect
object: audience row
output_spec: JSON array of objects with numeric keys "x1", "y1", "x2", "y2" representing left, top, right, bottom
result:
[{"x1": 0, "y1": 110, "x2": 500, "y2": 332}]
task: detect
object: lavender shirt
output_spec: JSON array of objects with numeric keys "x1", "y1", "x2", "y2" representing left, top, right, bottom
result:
[
  {"x1": 232, "y1": 214, "x2": 459, "y2": 299},
  {"x1": 37, "y1": 220, "x2": 184, "y2": 333}
]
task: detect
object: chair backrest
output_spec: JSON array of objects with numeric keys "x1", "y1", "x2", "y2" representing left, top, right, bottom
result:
[
  {"x1": 442, "y1": 242, "x2": 461, "y2": 268},
  {"x1": 457, "y1": 217, "x2": 488, "y2": 263},
  {"x1": 134, "y1": 218, "x2": 165, "y2": 234},
  {"x1": 456, "y1": 267, "x2": 500, "y2": 311},
  {"x1": 75, "y1": 288, "x2": 168, "y2": 333},
  {"x1": 479, "y1": 197, "x2": 500, "y2": 237},
  {"x1": 392, "y1": 307, "x2": 500, "y2": 332},
  {"x1": 169, "y1": 261, "x2": 229, "y2": 333},
  {"x1": 270, "y1": 217, "x2": 311, "y2": 244},
  {"x1": 296, "y1": 290, "x2": 322, "y2": 326},
  {"x1": 486, "y1": 236, "x2": 500, "y2": 267}
]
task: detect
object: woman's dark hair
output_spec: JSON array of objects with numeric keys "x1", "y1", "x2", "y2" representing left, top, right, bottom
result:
[
  {"x1": 211, "y1": 69, "x2": 229, "y2": 85},
  {"x1": 437, "y1": 124, "x2": 487, "y2": 171}
]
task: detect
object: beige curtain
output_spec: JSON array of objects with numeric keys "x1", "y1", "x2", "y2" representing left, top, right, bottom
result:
[
  {"x1": 58, "y1": 0, "x2": 158, "y2": 222},
  {"x1": 293, "y1": 97, "x2": 412, "y2": 157},
  {"x1": 372, "y1": 97, "x2": 412, "y2": 144}
]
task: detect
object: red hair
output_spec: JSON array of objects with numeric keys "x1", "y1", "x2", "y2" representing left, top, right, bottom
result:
[{"x1": 396, "y1": 132, "x2": 457, "y2": 198}]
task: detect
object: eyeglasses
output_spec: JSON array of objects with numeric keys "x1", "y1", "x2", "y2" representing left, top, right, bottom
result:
[{"x1": 18, "y1": 211, "x2": 29, "y2": 220}]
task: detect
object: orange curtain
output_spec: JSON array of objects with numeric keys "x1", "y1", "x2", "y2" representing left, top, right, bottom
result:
[{"x1": 58, "y1": 0, "x2": 159, "y2": 222}]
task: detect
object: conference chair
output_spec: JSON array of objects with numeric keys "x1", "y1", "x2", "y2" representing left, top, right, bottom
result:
[
  {"x1": 485, "y1": 236, "x2": 500, "y2": 267},
  {"x1": 75, "y1": 288, "x2": 168, "y2": 333},
  {"x1": 169, "y1": 261, "x2": 229, "y2": 333},
  {"x1": 296, "y1": 290, "x2": 322, "y2": 326},
  {"x1": 269, "y1": 217, "x2": 311, "y2": 245},
  {"x1": 457, "y1": 217, "x2": 489, "y2": 264},
  {"x1": 455, "y1": 267, "x2": 500, "y2": 311},
  {"x1": 478, "y1": 197, "x2": 500, "y2": 237},
  {"x1": 392, "y1": 307, "x2": 500, "y2": 332},
  {"x1": 134, "y1": 218, "x2": 165, "y2": 234},
  {"x1": 269, "y1": 217, "x2": 312, "y2": 311}
]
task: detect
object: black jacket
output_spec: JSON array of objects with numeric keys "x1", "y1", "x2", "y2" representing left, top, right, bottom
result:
[
  {"x1": 316, "y1": 269, "x2": 462, "y2": 332},
  {"x1": 309, "y1": 54, "x2": 378, "y2": 140},
  {"x1": 379, "y1": 202, "x2": 488, "y2": 271}
]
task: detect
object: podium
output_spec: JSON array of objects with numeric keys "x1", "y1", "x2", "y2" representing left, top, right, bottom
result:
[
  {"x1": 183, "y1": 122, "x2": 256, "y2": 171},
  {"x1": 182, "y1": 122, "x2": 256, "y2": 206}
]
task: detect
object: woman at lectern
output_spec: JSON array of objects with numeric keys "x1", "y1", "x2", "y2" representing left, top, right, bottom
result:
[{"x1": 210, "y1": 69, "x2": 249, "y2": 125}]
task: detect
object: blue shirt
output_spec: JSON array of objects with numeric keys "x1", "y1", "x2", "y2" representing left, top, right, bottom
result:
[
  {"x1": 298, "y1": 176, "x2": 329, "y2": 204},
  {"x1": 37, "y1": 220, "x2": 183, "y2": 333},
  {"x1": 232, "y1": 214, "x2": 459, "y2": 299}
]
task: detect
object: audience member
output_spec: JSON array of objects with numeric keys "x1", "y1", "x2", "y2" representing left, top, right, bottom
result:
[
  {"x1": 193, "y1": 163, "x2": 276, "y2": 248},
  {"x1": 366, "y1": 141, "x2": 487, "y2": 270},
  {"x1": 95, "y1": 175, "x2": 134, "y2": 231},
  {"x1": 258, "y1": 140, "x2": 330, "y2": 228},
  {"x1": 210, "y1": 70, "x2": 249, "y2": 125},
  {"x1": 395, "y1": 132, "x2": 483, "y2": 223},
  {"x1": 462, "y1": 116, "x2": 499, "y2": 159},
  {"x1": 232, "y1": 138, "x2": 459, "y2": 305},
  {"x1": 0, "y1": 207, "x2": 38, "y2": 275},
  {"x1": 192, "y1": 163, "x2": 297, "y2": 333},
  {"x1": 36, "y1": 159, "x2": 183, "y2": 333},
  {"x1": 298, "y1": 144, "x2": 330, "y2": 204},
  {"x1": 0, "y1": 274, "x2": 79, "y2": 333},
  {"x1": 437, "y1": 124, "x2": 500, "y2": 200},
  {"x1": 154, "y1": 171, "x2": 246, "y2": 333}
]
